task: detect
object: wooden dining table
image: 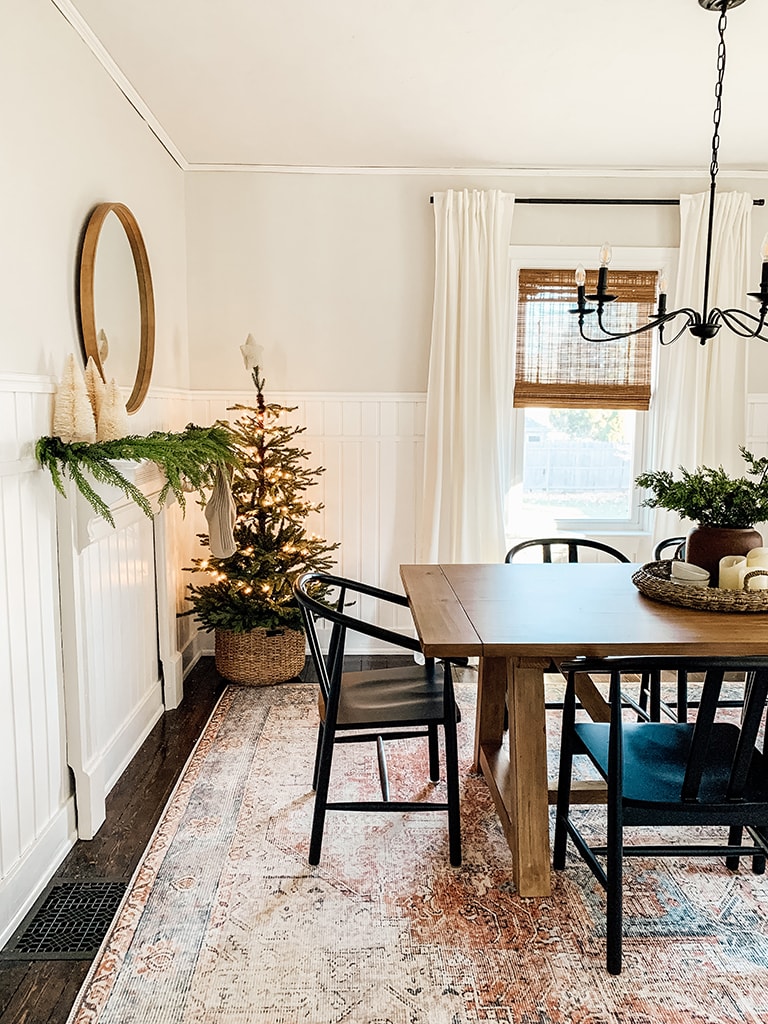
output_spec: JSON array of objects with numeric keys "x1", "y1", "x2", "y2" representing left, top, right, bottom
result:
[{"x1": 400, "y1": 561, "x2": 768, "y2": 897}]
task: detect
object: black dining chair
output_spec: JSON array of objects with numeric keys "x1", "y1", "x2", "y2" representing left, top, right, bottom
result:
[
  {"x1": 553, "y1": 654, "x2": 768, "y2": 974},
  {"x1": 293, "y1": 571, "x2": 462, "y2": 867}
]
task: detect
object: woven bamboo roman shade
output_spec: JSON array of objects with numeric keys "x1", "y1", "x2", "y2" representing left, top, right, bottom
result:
[{"x1": 514, "y1": 268, "x2": 657, "y2": 409}]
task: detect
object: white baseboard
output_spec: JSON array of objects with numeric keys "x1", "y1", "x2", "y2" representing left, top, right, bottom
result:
[
  {"x1": 103, "y1": 683, "x2": 165, "y2": 796},
  {"x1": 0, "y1": 798, "x2": 77, "y2": 949},
  {"x1": 181, "y1": 631, "x2": 214, "y2": 677}
]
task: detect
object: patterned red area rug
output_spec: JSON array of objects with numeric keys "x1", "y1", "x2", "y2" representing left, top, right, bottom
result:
[{"x1": 67, "y1": 674, "x2": 768, "y2": 1024}]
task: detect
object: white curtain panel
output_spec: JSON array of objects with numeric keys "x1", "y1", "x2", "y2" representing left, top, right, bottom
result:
[
  {"x1": 651, "y1": 190, "x2": 752, "y2": 547},
  {"x1": 419, "y1": 189, "x2": 516, "y2": 563}
]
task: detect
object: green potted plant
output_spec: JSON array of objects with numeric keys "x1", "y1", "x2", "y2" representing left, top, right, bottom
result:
[
  {"x1": 185, "y1": 368, "x2": 338, "y2": 684},
  {"x1": 635, "y1": 447, "x2": 768, "y2": 581}
]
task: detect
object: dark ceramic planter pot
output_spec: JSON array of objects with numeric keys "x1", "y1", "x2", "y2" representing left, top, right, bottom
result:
[{"x1": 685, "y1": 525, "x2": 763, "y2": 585}]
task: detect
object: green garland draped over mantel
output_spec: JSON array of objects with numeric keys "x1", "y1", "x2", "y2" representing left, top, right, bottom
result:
[{"x1": 35, "y1": 424, "x2": 240, "y2": 527}]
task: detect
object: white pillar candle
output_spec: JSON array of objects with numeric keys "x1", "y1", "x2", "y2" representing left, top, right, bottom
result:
[
  {"x1": 746, "y1": 547, "x2": 768, "y2": 569},
  {"x1": 719, "y1": 555, "x2": 746, "y2": 589},
  {"x1": 739, "y1": 565, "x2": 768, "y2": 591}
]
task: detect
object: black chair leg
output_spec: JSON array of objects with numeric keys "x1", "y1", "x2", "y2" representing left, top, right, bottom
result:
[
  {"x1": 309, "y1": 724, "x2": 336, "y2": 865},
  {"x1": 638, "y1": 672, "x2": 650, "y2": 722},
  {"x1": 312, "y1": 722, "x2": 324, "y2": 791},
  {"x1": 606, "y1": 669, "x2": 624, "y2": 975},
  {"x1": 444, "y1": 714, "x2": 462, "y2": 867},
  {"x1": 376, "y1": 735, "x2": 390, "y2": 802},
  {"x1": 677, "y1": 670, "x2": 689, "y2": 722},
  {"x1": 724, "y1": 826, "x2": 764, "y2": 873},
  {"x1": 751, "y1": 826, "x2": 768, "y2": 874},
  {"x1": 428, "y1": 723, "x2": 440, "y2": 783},
  {"x1": 743, "y1": 671, "x2": 756, "y2": 724},
  {"x1": 441, "y1": 663, "x2": 461, "y2": 867},
  {"x1": 553, "y1": 675, "x2": 577, "y2": 870},
  {"x1": 606, "y1": 827, "x2": 623, "y2": 975},
  {"x1": 552, "y1": 759, "x2": 573, "y2": 870},
  {"x1": 649, "y1": 669, "x2": 661, "y2": 722},
  {"x1": 726, "y1": 825, "x2": 743, "y2": 871}
]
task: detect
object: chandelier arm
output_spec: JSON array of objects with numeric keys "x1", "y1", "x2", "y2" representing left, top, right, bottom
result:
[
  {"x1": 578, "y1": 308, "x2": 698, "y2": 344},
  {"x1": 594, "y1": 306, "x2": 699, "y2": 338},
  {"x1": 659, "y1": 318, "x2": 699, "y2": 346},
  {"x1": 718, "y1": 308, "x2": 768, "y2": 340}
]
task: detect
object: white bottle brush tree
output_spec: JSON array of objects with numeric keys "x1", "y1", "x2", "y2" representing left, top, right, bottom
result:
[{"x1": 185, "y1": 368, "x2": 339, "y2": 633}]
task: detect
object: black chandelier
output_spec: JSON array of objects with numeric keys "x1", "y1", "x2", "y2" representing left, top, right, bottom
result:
[{"x1": 571, "y1": 0, "x2": 768, "y2": 346}]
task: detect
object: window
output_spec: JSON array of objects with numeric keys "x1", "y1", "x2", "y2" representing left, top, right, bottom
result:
[
  {"x1": 517, "y1": 406, "x2": 638, "y2": 523},
  {"x1": 507, "y1": 259, "x2": 663, "y2": 537}
]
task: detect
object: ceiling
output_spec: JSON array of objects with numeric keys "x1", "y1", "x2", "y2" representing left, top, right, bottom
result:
[{"x1": 61, "y1": 0, "x2": 768, "y2": 173}]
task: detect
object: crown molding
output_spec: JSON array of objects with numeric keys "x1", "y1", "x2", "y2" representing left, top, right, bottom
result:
[
  {"x1": 50, "y1": 0, "x2": 189, "y2": 170},
  {"x1": 183, "y1": 163, "x2": 768, "y2": 179}
]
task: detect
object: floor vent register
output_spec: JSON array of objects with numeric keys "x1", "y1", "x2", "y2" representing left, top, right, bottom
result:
[{"x1": 0, "y1": 880, "x2": 127, "y2": 960}]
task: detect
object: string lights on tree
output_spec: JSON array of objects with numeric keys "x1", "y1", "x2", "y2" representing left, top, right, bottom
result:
[{"x1": 185, "y1": 367, "x2": 338, "y2": 633}]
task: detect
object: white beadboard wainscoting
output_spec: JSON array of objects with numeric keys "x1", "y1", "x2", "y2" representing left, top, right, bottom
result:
[
  {"x1": 0, "y1": 375, "x2": 73, "y2": 946},
  {"x1": 0, "y1": 375, "x2": 192, "y2": 946}
]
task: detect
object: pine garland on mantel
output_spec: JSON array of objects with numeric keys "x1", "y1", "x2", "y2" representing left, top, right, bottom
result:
[{"x1": 35, "y1": 424, "x2": 240, "y2": 527}]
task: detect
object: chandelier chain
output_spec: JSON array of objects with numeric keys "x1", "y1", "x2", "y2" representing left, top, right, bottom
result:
[{"x1": 709, "y1": 4, "x2": 728, "y2": 182}]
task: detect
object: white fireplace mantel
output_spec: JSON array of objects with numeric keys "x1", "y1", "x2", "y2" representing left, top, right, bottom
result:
[{"x1": 57, "y1": 459, "x2": 183, "y2": 840}]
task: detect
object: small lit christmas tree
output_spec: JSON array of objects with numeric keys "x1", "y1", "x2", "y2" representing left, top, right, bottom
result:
[{"x1": 186, "y1": 367, "x2": 338, "y2": 634}]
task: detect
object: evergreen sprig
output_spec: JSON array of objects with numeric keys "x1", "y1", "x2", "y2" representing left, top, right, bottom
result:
[
  {"x1": 185, "y1": 367, "x2": 339, "y2": 633},
  {"x1": 36, "y1": 424, "x2": 240, "y2": 527},
  {"x1": 635, "y1": 447, "x2": 768, "y2": 528}
]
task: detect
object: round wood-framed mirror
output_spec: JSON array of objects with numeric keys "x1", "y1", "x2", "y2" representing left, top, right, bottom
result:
[{"x1": 79, "y1": 202, "x2": 155, "y2": 414}]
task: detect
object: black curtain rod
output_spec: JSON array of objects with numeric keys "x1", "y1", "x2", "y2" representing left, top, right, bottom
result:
[{"x1": 428, "y1": 196, "x2": 765, "y2": 206}]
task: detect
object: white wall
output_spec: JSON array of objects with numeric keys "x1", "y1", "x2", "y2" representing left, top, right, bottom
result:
[
  {"x1": 1, "y1": 0, "x2": 189, "y2": 390},
  {"x1": 0, "y1": 0, "x2": 189, "y2": 945},
  {"x1": 185, "y1": 169, "x2": 768, "y2": 393}
]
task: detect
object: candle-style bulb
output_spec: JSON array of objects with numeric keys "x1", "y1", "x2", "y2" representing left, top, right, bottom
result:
[
  {"x1": 575, "y1": 264, "x2": 586, "y2": 287},
  {"x1": 599, "y1": 242, "x2": 612, "y2": 267},
  {"x1": 760, "y1": 234, "x2": 768, "y2": 293},
  {"x1": 657, "y1": 268, "x2": 668, "y2": 317}
]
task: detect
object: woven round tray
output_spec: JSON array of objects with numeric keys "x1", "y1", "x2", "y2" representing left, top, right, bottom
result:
[{"x1": 632, "y1": 560, "x2": 768, "y2": 613}]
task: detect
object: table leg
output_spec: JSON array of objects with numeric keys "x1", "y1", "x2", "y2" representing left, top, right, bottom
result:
[
  {"x1": 476, "y1": 655, "x2": 551, "y2": 897},
  {"x1": 472, "y1": 655, "x2": 507, "y2": 772}
]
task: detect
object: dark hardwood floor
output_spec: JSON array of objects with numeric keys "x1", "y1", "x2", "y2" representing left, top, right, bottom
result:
[
  {"x1": 0, "y1": 654, "x2": 407, "y2": 1024},
  {"x1": 0, "y1": 658, "x2": 228, "y2": 1024}
]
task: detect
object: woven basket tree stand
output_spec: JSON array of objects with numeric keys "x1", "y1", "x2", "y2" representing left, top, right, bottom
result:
[{"x1": 215, "y1": 626, "x2": 306, "y2": 685}]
